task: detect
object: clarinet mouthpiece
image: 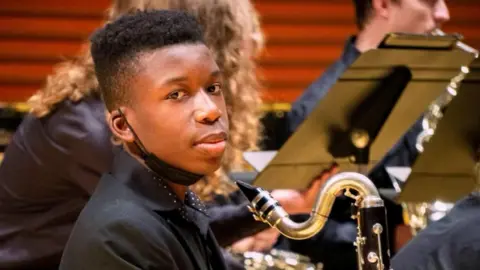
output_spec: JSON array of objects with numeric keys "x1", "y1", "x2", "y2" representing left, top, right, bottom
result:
[{"x1": 235, "y1": 181, "x2": 262, "y2": 202}]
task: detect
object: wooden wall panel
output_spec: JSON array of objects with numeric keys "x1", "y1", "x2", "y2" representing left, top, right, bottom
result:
[
  {"x1": 0, "y1": 0, "x2": 110, "y2": 16},
  {"x1": 0, "y1": 0, "x2": 479, "y2": 103},
  {"x1": 0, "y1": 17, "x2": 101, "y2": 39}
]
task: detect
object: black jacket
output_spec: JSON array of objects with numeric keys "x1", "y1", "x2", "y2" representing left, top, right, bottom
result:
[
  {"x1": 60, "y1": 149, "x2": 227, "y2": 270},
  {"x1": 392, "y1": 193, "x2": 480, "y2": 270},
  {"x1": 0, "y1": 95, "x2": 112, "y2": 269}
]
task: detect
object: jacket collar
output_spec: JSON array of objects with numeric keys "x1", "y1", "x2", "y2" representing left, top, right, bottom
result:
[
  {"x1": 110, "y1": 147, "x2": 210, "y2": 234},
  {"x1": 340, "y1": 35, "x2": 361, "y2": 68}
]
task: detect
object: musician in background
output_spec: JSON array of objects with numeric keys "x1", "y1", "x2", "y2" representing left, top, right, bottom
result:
[
  {"x1": 391, "y1": 158, "x2": 480, "y2": 269},
  {"x1": 0, "y1": 0, "x2": 329, "y2": 269},
  {"x1": 273, "y1": 0, "x2": 450, "y2": 269}
]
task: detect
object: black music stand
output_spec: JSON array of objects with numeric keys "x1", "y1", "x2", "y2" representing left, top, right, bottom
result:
[
  {"x1": 242, "y1": 33, "x2": 477, "y2": 191},
  {"x1": 386, "y1": 58, "x2": 480, "y2": 203}
]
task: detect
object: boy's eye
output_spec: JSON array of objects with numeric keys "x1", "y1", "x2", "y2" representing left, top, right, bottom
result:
[
  {"x1": 166, "y1": 90, "x2": 186, "y2": 100},
  {"x1": 206, "y1": 83, "x2": 222, "y2": 95}
]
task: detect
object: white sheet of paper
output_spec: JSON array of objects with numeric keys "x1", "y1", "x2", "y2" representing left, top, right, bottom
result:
[
  {"x1": 386, "y1": 166, "x2": 412, "y2": 183},
  {"x1": 243, "y1": 151, "x2": 277, "y2": 172}
]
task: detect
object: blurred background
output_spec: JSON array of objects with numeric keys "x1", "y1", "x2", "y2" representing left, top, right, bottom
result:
[
  {"x1": 0, "y1": 0, "x2": 479, "y2": 150},
  {"x1": 0, "y1": 1, "x2": 480, "y2": 269}
]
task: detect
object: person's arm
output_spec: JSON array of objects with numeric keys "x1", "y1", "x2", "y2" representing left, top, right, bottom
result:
[
  {"x1": 65, "y1": 130, "x2": 115, "y2": 194},
  {"x1": 392, "y1": 212, "x2": 480, "y2": 270},
  {"x1": 208, "y1": 199, "x2": 270, "y2": 247},
  {"x1": 45, "y1": 100, "x2": 114, "y2": 194},
  {"x1": 393, "y1": 241, "x2": 480, "y2": 270},
  {"x1": 60, "y1": 218, "x2": 179, "y2": 270},
  {"x1": 454, "y1": 244, "x2": 480, "y2": 270},
  {"x1": 230, "y1": 227, "x2": 280, "y2": 253},
  {"x1": 286, "y1": 61, "x2": 348, "y2": 138}
]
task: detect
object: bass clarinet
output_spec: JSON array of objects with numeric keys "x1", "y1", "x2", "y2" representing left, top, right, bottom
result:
[{"x1": 236, "y1": 172, "x2": 392, "y2": 270}]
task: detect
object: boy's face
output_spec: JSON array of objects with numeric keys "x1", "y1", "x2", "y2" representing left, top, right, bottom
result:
[{"x1": 121, "y1": 43, "x2": 229, "y2": 175}]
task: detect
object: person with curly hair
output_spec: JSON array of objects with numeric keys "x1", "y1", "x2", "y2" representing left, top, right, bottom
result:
[
  {"x1": 0, "y1": 0, "x2": 331, "y2": 269},
  {"x1": 27, "y1": 0, "x2": 265, "y2": 201}
]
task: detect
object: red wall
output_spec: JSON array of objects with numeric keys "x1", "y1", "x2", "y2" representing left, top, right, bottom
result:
[{"x1": 0, "y1": 0, "x2": 479, "y2": 103}]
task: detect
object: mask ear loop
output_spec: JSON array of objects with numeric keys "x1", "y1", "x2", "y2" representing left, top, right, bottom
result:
[
  {"x1": 117, "y1": 109, "x2": 150, "y2": 159},
  {"x1": 117, "y1": 109, "x2": 204, "y2": 183}
]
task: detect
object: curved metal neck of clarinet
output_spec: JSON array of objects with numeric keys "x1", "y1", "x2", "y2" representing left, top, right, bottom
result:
[{"x1": 236, "y1": 171, "x2": 393, "y2": 270}]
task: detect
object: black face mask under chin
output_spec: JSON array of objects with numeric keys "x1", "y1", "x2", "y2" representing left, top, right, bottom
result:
[{"x1": 117, "y1": 109, "x2": 204, "y2": 186}]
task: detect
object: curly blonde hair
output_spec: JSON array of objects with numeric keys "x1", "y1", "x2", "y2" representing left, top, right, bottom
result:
[{"x1": 28, "y1": 0, "x2": 265, "y2": 200}]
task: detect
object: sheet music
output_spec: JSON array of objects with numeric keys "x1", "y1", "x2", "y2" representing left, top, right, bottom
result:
[
  {"x1": 386, "y1": 166, "x2": 412, "y2": 183},
  {"x1": 243, "y1": 151, "x2": 277, "y2": 172}
]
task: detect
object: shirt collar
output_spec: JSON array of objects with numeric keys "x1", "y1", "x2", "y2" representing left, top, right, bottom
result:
[
  {"x1": 340, "y1": 36, "x2": 361, "y2": 67},
  {"x1": 111, "y1": 148, "x2": 210, "y2": 234}
]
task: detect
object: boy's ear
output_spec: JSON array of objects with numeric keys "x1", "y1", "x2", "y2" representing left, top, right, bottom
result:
[
  {"x1": 372, "y1": 0, "x2": 390, "y2": 19},
  {"x1": 107, "y1": 108, "x2": 135, "y2": 143}
]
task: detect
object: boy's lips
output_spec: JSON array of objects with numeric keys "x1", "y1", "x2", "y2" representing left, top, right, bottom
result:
[
  {"x1": 194, "y1": 131, "x2": 227, "y2": 157},
  {"x1": 194, "y1": 132, "x2": 227, "y2": 144}
]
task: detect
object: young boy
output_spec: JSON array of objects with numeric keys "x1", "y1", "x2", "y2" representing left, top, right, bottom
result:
[{"x1": 59, "y1": 9, "x2": 228, "y2": 270}]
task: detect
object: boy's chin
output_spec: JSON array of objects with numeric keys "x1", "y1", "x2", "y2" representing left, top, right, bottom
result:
[{"x1": 187, "y1": 159, "x2": 222, "y2": 176}]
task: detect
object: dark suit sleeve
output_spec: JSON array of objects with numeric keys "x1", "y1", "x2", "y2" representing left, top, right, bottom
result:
[
  {"x1": 453, "y1": 244, "x2": 480, "y2": 270},
  {"x1": 286, "y1": 59, "x2": 348, "y2": 137},
  {"x1": 286, "y1": 72, "x2": 334, "y2": 136},
  {"x1": 207, "y1": 190, "x2": 269, "y2": 247},
  {"x1": 60, "y1": 218, "x2": 179, "y2": 270},
  {"x1": 45, "y1": 101, "x2": 114, "y2": 194},
  {"x1": 392, "y1": 208, "x2": 480, "y2": 270},
  {"x1": 393, "y1": 241, "x2": 480, "y2": 270}
]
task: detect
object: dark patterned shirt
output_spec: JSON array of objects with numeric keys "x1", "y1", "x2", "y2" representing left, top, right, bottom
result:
[{"x1": 60, "y1": 149, "x2": 227, "y2": 270}]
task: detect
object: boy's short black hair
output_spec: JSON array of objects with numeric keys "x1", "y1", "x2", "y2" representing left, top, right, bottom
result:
[{"x1": 90, "y1": 9, "x2": 205, "y2": 110}]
